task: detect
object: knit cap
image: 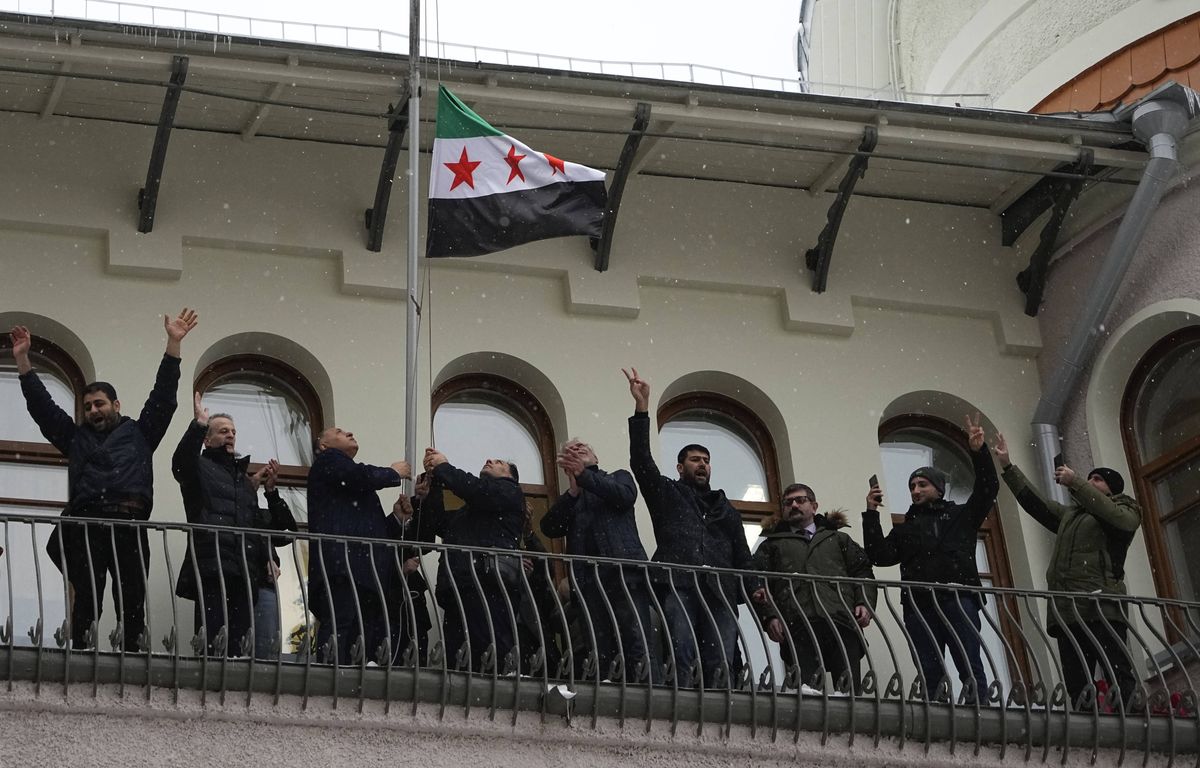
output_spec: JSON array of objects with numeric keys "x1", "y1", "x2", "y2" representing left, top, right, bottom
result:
[
  {"x1": 1088, "y1": 467, "x2": 1124, "y2": 495},
  {"x1": 909, "y1": 466, "x2": 947, "y2": 497}
]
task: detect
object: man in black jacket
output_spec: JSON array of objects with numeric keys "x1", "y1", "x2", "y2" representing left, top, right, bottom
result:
[
  {"x1": 10, "y1": 310, "x2": 197, "y2": 650},
  {"x1": 861, "y1": 414, "x2": 998, "y2": 703},
  {"x1": 542, "y1": 438, "x2": 654, "y2": 683},
  {"x1": 173, "y1": 393, "x2": 296, "y2": 656},
  {"x1": 421, "y1": 449, "x2": 525, "y2": 674},
  {"x1": 623, "y1": 367, "x2": 754, "y2": 689},
  {"x1": 307, "y1": 426, "x2": 410, "y2": 665}
]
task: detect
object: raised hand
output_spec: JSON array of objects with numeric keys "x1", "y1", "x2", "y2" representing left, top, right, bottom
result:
[
  {"x1": 414, "y1": 472, "x2": 431, "y2": 499},
  {"x1": 9, "y1": 326, "x2": 31, "y2": 358},
  {"x1": 8, "y1": 326, "x2": 32, "y2": 374},
  {"x1": 391, "y1": 459, "x2": 412, "y2": 479},
  {"x1": 1054, "y1": 464, "x2": 1076, "y2": 487},
  {"x1": 965, "y1": 412, "x2": 985, "y2": 452},
  {"x1": 622, "y1": 367, "x2": 650, "y2": 412},
  {"x1": 164, "y1": 308, "x2": 199, "y2": 357},
  {"x1": 262, "y1": 458, "x2": 280, "y2": 492},
  {"x1": 991, "y1": 431, "x2": 1011, "y2": 467},
  {"x1": 866, "y1": 484, "x2": 883, "y2": 511},
  {"x1": 557, "y1": 450, "x2": 586, "y2": 478},
  {"x1": 423, "y1": 448, "x2": 447, "y2": 472}
]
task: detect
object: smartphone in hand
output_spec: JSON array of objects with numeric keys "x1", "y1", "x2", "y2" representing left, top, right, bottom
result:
[
  {"x1": 868, "y1": 474, "x2": 883, "y2": 507},
  {"x1": 1053, "y1": 453, "x2": 1065, "y2": 469}
]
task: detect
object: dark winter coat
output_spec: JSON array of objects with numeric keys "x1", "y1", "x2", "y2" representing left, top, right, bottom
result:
[
  {"x1": 19, "y1": 354, "x2": 181, "y2": 514},
  {"x1": 541, "y1": 464, "x2": 647, "y2": 585},
  {"x1": 306, "y1": 447, "x2": 405, "y2": 602},
  {"x1": 861, "y1": 443, "x2": 998, "y2": 602},
  {"x1": 422, "y1": 462, "x2": 525, "y2": 597},
  {"x1": 171, "y1": 420, "x2": 296, "y2": 601},
  {"x1": 753, "y1": 511, "x2": 877, "y2": 632},
  {"x1": 628, "y1": 412, "x2": 754, "y2": 602},
  {"x1": 1002, "y1": 463, "x2": 1141, "y2": 633}
]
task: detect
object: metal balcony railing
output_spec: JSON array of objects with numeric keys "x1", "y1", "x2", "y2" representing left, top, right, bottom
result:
[{"x1": 1, "y1": 511, "x2": 1197, "y2": 762}]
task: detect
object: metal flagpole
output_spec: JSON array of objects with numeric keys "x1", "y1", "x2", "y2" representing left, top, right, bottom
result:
[{"x1": 404, "y1": 0, "x2": 421, "y2": 476}]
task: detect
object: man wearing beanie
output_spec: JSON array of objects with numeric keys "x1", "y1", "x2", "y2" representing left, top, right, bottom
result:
[
  {"x1": 992, "y1": 435, "x2": 1141, "y2": 711},
  {"x1": 862, "y1": 414, "x2": 998, "y2": 705}
]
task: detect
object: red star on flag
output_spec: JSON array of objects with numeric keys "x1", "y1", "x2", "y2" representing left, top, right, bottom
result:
[
  {"x1": 504, "y1": 144, "x2": 527, "y2": 184},
  {"x1": 545, "y1": 152, "x2": 566, "y2": 176},
  {"x1": 444, "y1": 146, "x2": 481, "y2": 191}
]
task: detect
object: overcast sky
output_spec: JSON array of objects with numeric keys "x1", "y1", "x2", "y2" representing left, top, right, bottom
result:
[{"x1": 40, "y1": 0, "x2": 802, "y2": 81}]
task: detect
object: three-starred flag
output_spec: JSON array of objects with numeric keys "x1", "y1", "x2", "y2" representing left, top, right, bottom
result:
[{"x1": 426, "y1": 85, "x2": 608, "y2": 258}]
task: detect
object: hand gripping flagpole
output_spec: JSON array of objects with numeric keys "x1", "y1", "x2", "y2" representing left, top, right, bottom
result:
[{"x1": 404, "y1": 0, "x2": 421, "y2": 484}]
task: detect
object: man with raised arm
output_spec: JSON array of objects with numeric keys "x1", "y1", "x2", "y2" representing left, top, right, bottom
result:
[
  {"x1": 307, "y1": 426, "x2": 410, "y2": 665},
  {"x1": 420, "y1": 449, "x2": 525, "y2": 674},
  {"x1": 172, "y1": 393, "x2": 297, "y2": 656},
  {"x1": 861, "y1": 414, "x2": 998, "y2": 704},
  {"x1": 9, "y1": 310, "x2": 197, "y2": 651},
  {"x1": 622, "y1": 367, "x2": 754, "y2": 689},
  {"x1": 991, "y1": 434, "x2": 1141, "y2": 710},
  {"x1": 541, "y1": 438, "x2": 653, "y2": 683}
]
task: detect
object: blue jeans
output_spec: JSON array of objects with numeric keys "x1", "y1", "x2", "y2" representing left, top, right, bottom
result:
[
  {"x1": 904, "y1": 590, "x2": 988, "y2": 702},
  {"x1": 254, "y1": 585, "x2": 281, "y2": 660},
  {"x1": 661, "y1": 587, "x2": 739, "y2": 689}
]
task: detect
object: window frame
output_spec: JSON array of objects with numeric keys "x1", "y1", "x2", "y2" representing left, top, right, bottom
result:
[
  {"x1": 0, "y1": 334, "x2": 84, "y2": 509},
  {"x1": 657, "y1": 391, "x2": 781, "y2": 525},
  {"x1": 1120, "y1": 325, "x2": 1200, "y2": 608},
  {"x1": 194, "y1": 354, "x2": 324, "y2": 490}
]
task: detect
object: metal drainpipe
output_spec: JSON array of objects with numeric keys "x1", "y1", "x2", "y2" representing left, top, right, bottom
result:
[{"x1": 1029, "y1": 83, "x2": 1199, "y2": 502}]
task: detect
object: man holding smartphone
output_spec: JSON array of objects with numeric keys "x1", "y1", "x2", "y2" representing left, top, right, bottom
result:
[{"x1": 861, "y1": 414, "x2": 998, "y2": 705}]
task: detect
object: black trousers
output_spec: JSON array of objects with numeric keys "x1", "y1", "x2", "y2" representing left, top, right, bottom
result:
[
  {"x1": 192, "y1": 572, "x2": 256, "y2": 657},
  {"x1": 1057, "y1": 620, "x2": 1136, "y2": 710},
  {"x1": 780, "y1": 617, "x2": 864, "y2": 694},
  {"x1": 50, "y1": 519, "x2": 150, "y2": 651},
  {"x1": 315, "y1": 578, "x2": 394, "y2": 666},
  {"x1": 438, "y1": 576, "x2": 518, "y2": 674}
]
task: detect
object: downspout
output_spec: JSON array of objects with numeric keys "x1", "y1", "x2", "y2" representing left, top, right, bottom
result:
[{"x1": 1030, "y1": 82, "x2": 1200, "y2": 502}]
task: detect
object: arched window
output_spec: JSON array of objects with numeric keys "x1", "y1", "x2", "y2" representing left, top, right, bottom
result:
[
  {"x1": 0, "y1": 333, "x2": 85, "y2": 646},
  {"x1": 432, "y1": 374, "x2": 559, "y2": 552},
  {"x1": 657, "y1": 392, "x2": 780, "y2": 542},
  {"x1": 195, "y1": 355, "x2": 323, "y2": 523},
  {"x1": 878, "y1": 415, "x2": 1026, "y2": 692},
  {"x1": 1121, "y1": 326, "x2": 1200, "y2": 605}
]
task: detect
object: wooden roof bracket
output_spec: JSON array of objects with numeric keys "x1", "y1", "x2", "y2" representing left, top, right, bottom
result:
[
  {"x1": 136, "y1": 55, "x2": 188, "y2": 234},
  {"x1": 364, "y1": 87, "x2": 412, "y2": 252},
  {"x1": 592, "y1": 101, "x2": 651, "y2": 272},
  {"x1": 804, "y1": 124, "x2": 877, "y2": 293},
  {"x1": 1016, "y1": 147, "x2": 1094, "y2": 317}
]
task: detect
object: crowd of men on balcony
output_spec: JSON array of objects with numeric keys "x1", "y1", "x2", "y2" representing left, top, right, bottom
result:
[{"x1": 5, "y1": 317, "x2": 1145, "y2": 708}]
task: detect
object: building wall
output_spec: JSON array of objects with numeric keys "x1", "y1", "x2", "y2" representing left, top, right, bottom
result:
[
  {"x1": 809, "y1": 0, "x2": 1197, "y2": 108},
  {"x1": 0, "y1": 97, "x2": 1132, "y2": 680},
  {"x1": 1029, "y1": 177, "x2": 1200, "y2": 603}
]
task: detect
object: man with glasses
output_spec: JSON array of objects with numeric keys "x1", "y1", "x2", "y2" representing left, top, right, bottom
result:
[{"x1": 752, "y1": 484, "x2": 875, "y2": 694}]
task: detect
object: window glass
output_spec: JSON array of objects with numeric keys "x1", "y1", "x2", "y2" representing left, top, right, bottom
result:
[
  {"x1": 201, "y1": 376, "x2": 313, "y2": 467},
  {"x1": 0, "y1": 506, "x2": 68, "y2": 647},
  {"x1": 433, "y1": 400, "x2": 544, "y2": 483},
  {"x1": 658, "y1": 415, "x2": 767, "y2": 503},
  {"x1": 0, "y1": 464, "x2": 68, "y2": 503},
  {"x1": 879, "y1": 427, "x2": 974, "y2": 506},
  {"x1": 1133, "y1": 340, "x2": 1200, "y2": 461},
  {"x1": 0, "y1": 363, "x2": 74, "y2": 443}
]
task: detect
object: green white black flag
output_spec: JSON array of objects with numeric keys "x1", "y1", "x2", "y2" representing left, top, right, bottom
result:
[{"x1": 426, "y1": 85, "x2": 608, "y2": 258}]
